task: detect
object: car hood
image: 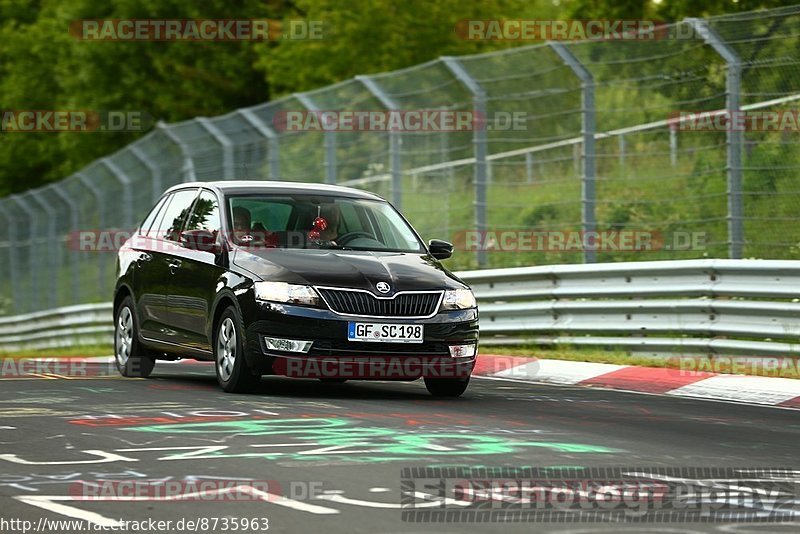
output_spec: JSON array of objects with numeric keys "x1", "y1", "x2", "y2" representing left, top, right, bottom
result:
[{"x1": 232, "y1": 248, "x2": 466, "y2": 292}]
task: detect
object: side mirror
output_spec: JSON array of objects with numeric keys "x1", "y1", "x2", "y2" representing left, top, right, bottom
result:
[
  {"x1": 428, "y1": 239, "x2": 454, "y2": 260},
  {"x1": 181, "y1": 229, "x2": 221, "y2": 254}
]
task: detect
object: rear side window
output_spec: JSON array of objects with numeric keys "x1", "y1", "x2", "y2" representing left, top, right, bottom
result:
[
  {"x1": 152, "y1": 189, "x2": 199, "y2": 241},
  {"x1": 138, "y1": 195, "x2": 169, "y2": 235}
]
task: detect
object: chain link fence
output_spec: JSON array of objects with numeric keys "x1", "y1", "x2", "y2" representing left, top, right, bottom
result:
[{"x1": 1, "y1": 5, "x2": 799, "y2": 314}]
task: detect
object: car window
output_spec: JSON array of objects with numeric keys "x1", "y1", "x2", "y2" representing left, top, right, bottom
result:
[
  {"x1": 229, "y1": 198, "x2": 292, "y2": 232},
  {"x1": 138, "y1": 195, "x2": 169, "y2": 235},
  {"x1": 152, "y1": 188, "x2": 198, "y2": 241},
  {"x1": 225, "y1": 194, "x2": 424, "y2": 252},
  {"x1": 184, "y1": 190, "x2": 221, "y2": 234}
]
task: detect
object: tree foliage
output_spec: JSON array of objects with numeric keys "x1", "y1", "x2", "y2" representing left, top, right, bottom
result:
[{"x1": 0, "y1": 0, "x2": 797, "y2": 195}]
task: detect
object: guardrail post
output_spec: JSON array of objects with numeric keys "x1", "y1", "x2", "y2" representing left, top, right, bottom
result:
[
  {"x1": 197, "y1": 118, "x2": 236, "y2": 181},
  {"x1": 101, "y1": 158, "x2": 134, "y2": 230},
  {"x1": 29, "y1": 189, "x2": 59, "y2": 309},
  {"x1": 9, "y1": 195, "x2": 39, "y2": 313},
  {"x1": 295, "y1": 92, "x2": 337, "y2": 184},
  {"x1": 0, "y1": 202, "x2": 21, "y2": 312},
  {"x1": 77, "y1": 173, "x2": 107, "y2": 297},
  {"x1": 238, "y1": 109, "x2": 280, "y2": 180},
  {"x1": 357, "y1": 75, "x2": 403, "y2": 209},
  {"x1": 130, "y1": 144, "x2": 163, "y2": 203},
  {"x1": 549, "y1": 42, "x2": 597, "y2": 263},
  {"x1": 158, "y1": 122, "x2": 197, "y2": 183},
  {"x1": 686, "y1": 18, "x2": 743, "y2": 259},
  {"x1": 50, "y1": 185, "x2": 81, "y2": 304},
  {"x1": 441, "y1": 56, "x2": 488, "y2": 268}
]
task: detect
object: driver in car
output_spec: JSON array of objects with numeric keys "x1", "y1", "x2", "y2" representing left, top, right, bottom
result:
[{"x1": 232, "y1": 206, "x2": 253, "y2": 245}]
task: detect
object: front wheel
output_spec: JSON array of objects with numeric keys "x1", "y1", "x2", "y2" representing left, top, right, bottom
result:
[
  {"x1": 424, "y1": 377, "x2": 470, "y2": 397},
  {"x1": 215, "y1": 307, "x2": 261, "y2": 393},
  {"x1": 114, "y1": 296, "x2": 156, "y2": 378}
]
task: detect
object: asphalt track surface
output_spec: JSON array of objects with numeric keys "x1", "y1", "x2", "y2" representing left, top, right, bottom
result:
[{"x1": 0, "y1": 360, "x2": 798, "y2": 533}]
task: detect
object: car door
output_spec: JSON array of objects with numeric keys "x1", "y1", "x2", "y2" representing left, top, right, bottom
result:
[
  {"x1": 166, "y1": 188, "x2": 226, "y2": 352},
  {"x1": 141, "y1": 187, "x2": 199, "y2": 344},
  {"x1": 131, "y1": 193, "x2": 171, "y2": 341}
]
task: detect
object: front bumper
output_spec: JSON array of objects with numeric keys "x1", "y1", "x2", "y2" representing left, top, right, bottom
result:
[{"x1": 242, "y1": 299, "x2": 479, "y2": 380}]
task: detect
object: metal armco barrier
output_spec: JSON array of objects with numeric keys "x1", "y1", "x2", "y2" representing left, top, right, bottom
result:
[{"x1": 1, "y1": 259, "x2": 799, "y2": 355}]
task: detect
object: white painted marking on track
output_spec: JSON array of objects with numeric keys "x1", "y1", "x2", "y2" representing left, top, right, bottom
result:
[
  {"x1": 368, "y1": 487, "x2": 391, "y2": 493},
  {"x1": 14, "y1": 496, "x2": 121, "y2": 527}
]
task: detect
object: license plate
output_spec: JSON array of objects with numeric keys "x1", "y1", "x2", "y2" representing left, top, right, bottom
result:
[{"x1": 347, "y1": 322, "x2": 424, "y2": 343}]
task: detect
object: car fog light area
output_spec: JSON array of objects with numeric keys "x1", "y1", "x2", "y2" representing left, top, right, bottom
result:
[
  {"x1": 264, "y1": 337, "x2": 313, "y2": 353},
  {"x1": 448, "y1": 344, "x2": 477, "y2": 358}
]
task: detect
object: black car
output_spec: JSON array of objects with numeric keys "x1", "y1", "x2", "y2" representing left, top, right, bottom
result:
[{"x1": 113, "y1": 181, "x2": 479, "y2": 397}]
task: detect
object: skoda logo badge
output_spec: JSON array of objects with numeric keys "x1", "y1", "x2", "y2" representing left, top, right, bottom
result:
[{"x1": 376, "y1": 282, "x2": 391, "y2": 294}]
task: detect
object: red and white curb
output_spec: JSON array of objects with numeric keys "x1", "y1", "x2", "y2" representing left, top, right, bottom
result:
[{"x1": 476, "y1": 355, "x2": 800, "y2": 409}]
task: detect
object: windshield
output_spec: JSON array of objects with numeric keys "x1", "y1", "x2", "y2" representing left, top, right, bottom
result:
[{"x1": 226, "y1": 194, "x2": 425, "y2": 253}]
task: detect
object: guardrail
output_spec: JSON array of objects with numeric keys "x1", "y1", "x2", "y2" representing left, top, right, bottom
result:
[
  {"x1": 0, "y1": 303, "x2": 113, "y2": 352},
  {"x1": 1, "y1": 259, "x2": 799, "y2": 355}
]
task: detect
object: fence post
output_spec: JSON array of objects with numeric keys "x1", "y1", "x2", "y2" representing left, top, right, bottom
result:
[
  {"x1": 50, "y1": 184, "x2": 81, "y2": 304},
  {"x1": 101, "y1": 158, "x2": 134, "y2": 230},
  {"x1": 525, "y1": 152, "x2": 535, "y2": 184},
  {"x1": 670, "y1": 123, "x2": 678, "y2": 167},
  {"x1": 29, "y1": 189, "x2": 58, "y2": 309},
  {"x1": 549, "y1": 42, "x2": 597, "y2": 264},
  {"x1": 158, "y1": 122, "x2": 196, "y2": 183},
  {"x1": 441, "y1": 56, "x2": 488, "y2": 268},
  {"x1": 197, "y1": 118, "x2": 236, "y2": 181},
  {"x1": 77, "y1": 173, "x2": 107, "y2": 297},
  {"x1": 618, "y1": 134, "x2": 626, "y2": 175},
  {"x1": 0, "y1": 201, "x2": 21, "y2": 312},
  {"x1": 686, "y1": 18, "x2": 743, "y2": 259},
  {"x1": 357, "y1": 75, "x2": 403, "y2": 209},
  {"x1": 9, "y1": 195, "x2": 38, "y2": 312},
  {"x1": 130, "y1": 144, "x2": 163, "y2": 204},
  {"x1": 238, "y1": 109, "x2": 280, "y2": 180},
  {"x1": 295, "y1": 92, "x2": 337, "y2": 184}
]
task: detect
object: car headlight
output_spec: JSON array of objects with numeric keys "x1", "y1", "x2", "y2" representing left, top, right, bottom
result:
[
  {"x1": 440, "y1": 288, "x2": 477, "y2": 310},
  {"x1": 254, "y1": 282, "x2": 320, "y2": 307}
]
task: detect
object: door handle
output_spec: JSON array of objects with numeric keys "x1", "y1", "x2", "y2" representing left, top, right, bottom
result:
[{"x1": 168, "y1": 259, "x2": 182, "y2": 274}]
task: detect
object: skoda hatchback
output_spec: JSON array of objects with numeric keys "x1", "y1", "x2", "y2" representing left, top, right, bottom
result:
[{"x1": 114, "y1": 182, "x2": 478, "y2": 397}]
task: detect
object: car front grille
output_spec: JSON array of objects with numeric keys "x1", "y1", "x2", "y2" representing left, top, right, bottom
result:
[{"x1": 316, "y1": 288, "x2": 442, "y2": 317}]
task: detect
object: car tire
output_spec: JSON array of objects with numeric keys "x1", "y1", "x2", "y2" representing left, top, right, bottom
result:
[
  {"x1": 215, "y1": 306, "x2": 261, "y2": 393},
  {"x1": 424, "y1": 377, "x2": 470, "y2": 397},
  {"x1": 114, "y1": 296, "x2": 156, "y2": 378}
]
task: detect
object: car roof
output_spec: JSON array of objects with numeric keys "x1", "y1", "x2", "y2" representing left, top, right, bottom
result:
[{"x1": 165, "y1": 181, "x2": 385, "y2": 201}]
